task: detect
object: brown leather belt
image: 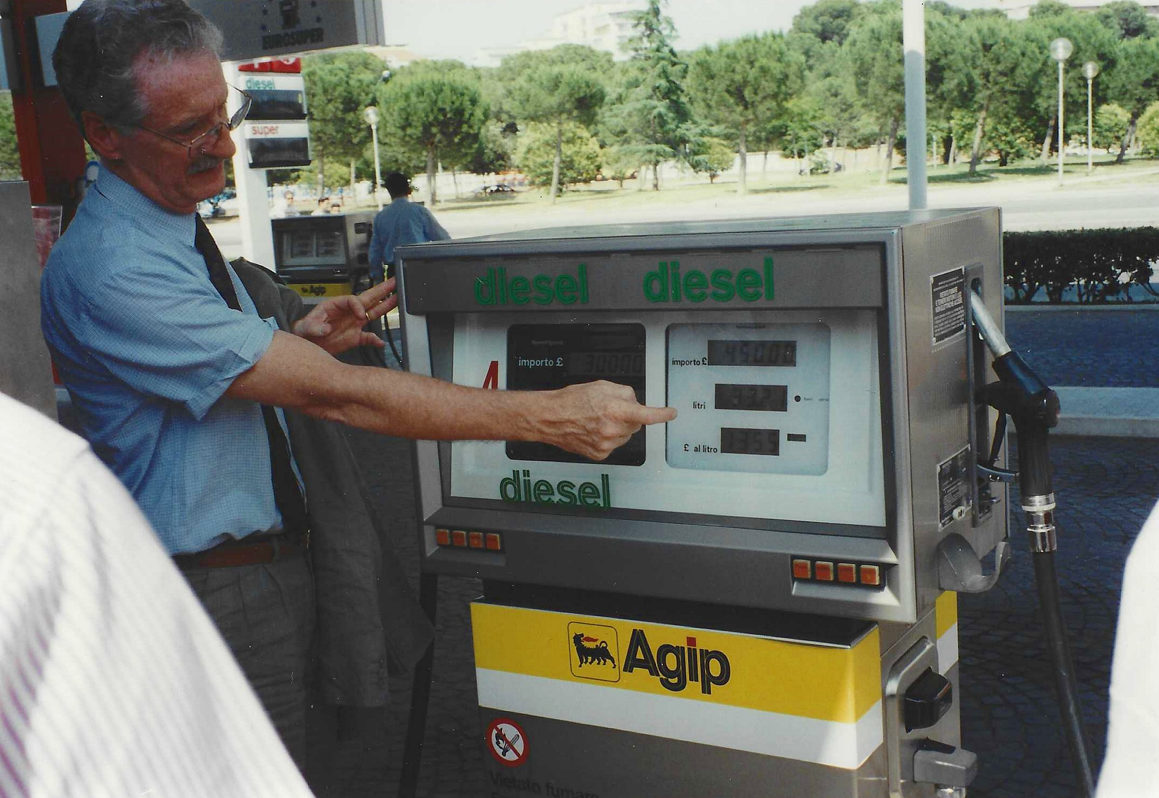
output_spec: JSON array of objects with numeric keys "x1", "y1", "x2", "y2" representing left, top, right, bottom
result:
[{"x1": 173, "y1": 531, "x2": 307, "y2": 570}]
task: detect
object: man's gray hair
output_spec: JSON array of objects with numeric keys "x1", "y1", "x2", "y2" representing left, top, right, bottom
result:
[{"x1": 53, "y1": 0, "x2": 223, "y2": 134}]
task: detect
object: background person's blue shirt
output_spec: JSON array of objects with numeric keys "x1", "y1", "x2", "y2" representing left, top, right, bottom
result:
[
  {"x1": 41, "y1": 169, "x2": 298, "y2": 555},
  {"x1": 367, "y1": 197, "x2": 450, "y2": 281}
]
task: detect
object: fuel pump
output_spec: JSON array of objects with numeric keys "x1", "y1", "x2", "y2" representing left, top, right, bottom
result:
[
  {"x1": 394, "y1": 209, "x2": 1076, "y2": 798},
  {"x1": 270, "y1": 210, "x2": 376, "y2": 305}
]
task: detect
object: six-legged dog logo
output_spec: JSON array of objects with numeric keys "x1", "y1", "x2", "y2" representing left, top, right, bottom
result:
[
  {"x1": 567, "y1": 622, "x2": 620, "y2": 683},
  {"x1": 573, "y1": 633, "x2": 616, "y2": 667}
]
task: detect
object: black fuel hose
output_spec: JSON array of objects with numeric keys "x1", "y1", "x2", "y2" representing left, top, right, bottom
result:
[
  {"x1": 1032, "y1": 551, "x2": 1096, "y2": 797},
  {"x1": 971, "y1": 291, "x2": 1095, "y2": 797}
]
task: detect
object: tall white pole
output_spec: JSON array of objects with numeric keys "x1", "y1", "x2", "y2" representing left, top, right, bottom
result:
[
  {"x1": 371, "y1": 122, "x2": 382, "y2": 210},
  {"x1": 1050, "y1": 38, "x2": 1072, "y2": 185},
  {"x1": 1057, "y1": 60, "x2": 1065, "y2": 182},
  {"x1": 903, "y1": 0, "x2": 928, "y2": 210},
  {"x1": 1083, "y1": 61, "x2": 1099, "y2": 175},
  {"x1": 1086, "y1": 76, "x2": 1094, "y2": 174},
  {"x1": 224, "y1": 62, "x2": 276, "y2": 269}
]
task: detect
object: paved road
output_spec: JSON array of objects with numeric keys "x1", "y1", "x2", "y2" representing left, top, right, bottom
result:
[
  {"x1": 1005, "y1": 309, "x2": 1159, "y2": 389},
  {"x1": 960, "y1": 436, "x2": 1157, "y2": 798}
]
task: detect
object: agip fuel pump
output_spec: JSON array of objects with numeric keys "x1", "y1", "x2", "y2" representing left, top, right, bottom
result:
[{"x1": 396, "y1": 209, "x2": 1082, "y2": 798}]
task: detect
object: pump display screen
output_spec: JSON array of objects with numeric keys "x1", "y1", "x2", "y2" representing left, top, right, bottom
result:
[
  {"x1": 720, "y1": 427, "x2": 781, "y2": 456},
  {"x1": 667, "y1": 322, "x2": 831, "y2": 476},
  {"x1": 566, "y1": 351, "x2": 645, "y2": 377},
  {"x1": 444, "y1": 307, "x2": 884, "y2": 528},
  {"x1": 715, "y1": 384, "x2": 788, "y2": 412},
  {"x1": 707, "y1": 340, "x2": 797, "y2": 367},
  {"x1": 279, "y1": 229, "x2": 345, "y2": 267},
  {"x1": 506, "y1": 323, "x2": 647, "y2": 466}
]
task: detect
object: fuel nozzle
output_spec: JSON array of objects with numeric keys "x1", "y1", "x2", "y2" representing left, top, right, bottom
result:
[
  {"x1": 969, "y1": 291, "x2": 1094, "y2": 798},
  {"x1": 969, "y1": 291, "x2": 1059, "y2": 552}
]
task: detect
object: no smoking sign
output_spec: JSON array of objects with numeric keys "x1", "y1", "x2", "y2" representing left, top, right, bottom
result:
[{"x1": 487, "y1": 718, "x2": 528, "y2": 767}]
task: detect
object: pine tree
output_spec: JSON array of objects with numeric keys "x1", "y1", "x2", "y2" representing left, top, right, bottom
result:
[{"x1": 603, "y1": 0, "x2": 700, "y2": 190}]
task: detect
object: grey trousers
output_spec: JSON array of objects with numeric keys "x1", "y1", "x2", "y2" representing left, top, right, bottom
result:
[{"x1": 181, "y1": 554, "x2": 316, "y2": 768}]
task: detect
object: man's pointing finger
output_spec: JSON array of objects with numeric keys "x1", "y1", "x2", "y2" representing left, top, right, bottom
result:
[{"x1": 632, "y1": 405, "x2": 678, "y2": 425}]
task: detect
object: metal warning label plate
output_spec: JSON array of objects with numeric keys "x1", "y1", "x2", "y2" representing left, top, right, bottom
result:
[
  {"x1": 938, "y1": 446, "x2": 972, "y2": 529},
  {"x1": 931, "y1": 267, "x2": 966, "y2": 346}
]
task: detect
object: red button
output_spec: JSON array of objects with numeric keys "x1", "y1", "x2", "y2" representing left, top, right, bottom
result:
[
  {"x1": 814, "y1": 561, "x2": 834, "y2": 581},
  {"x1": 837, "y1": 563, "x2": 857, "y2": 584},
  {"x1": 451, "y1": 530, "x2": 467, "y2": 547},
  {"x1": 792, "y1": 559, "x2": 812, "y2": 580},
  {"x1": 435, "y1": 528, "x2": 450, "y2": 546},
  {"x1": 468, "y1": 531, "x2": 485, "y2": 549},
  {"x1": 485, "y1": 533, "x2": 502, "y2": 551},
  {"x1": 860, "y1": 565, "x2": 882, "y2": 586}
]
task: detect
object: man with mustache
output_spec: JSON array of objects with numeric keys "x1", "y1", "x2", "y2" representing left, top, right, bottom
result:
[{"x1": 40, "y1": 0, "x2": 675, "y2": 770}]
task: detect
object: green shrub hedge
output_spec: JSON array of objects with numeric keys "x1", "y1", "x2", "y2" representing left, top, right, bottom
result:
[{"x1": 1004, "y1": 227, "x2": 1159, "y2": 304}]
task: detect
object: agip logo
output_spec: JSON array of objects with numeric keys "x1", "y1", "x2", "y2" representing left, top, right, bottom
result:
[
  {"x1": 623, "y1": 628, "x2": 732, "y2": 695},
  {"x1": 567, "y1": 622, "x2": 620, "y2": 683}
]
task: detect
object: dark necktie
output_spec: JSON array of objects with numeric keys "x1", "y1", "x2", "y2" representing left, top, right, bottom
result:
[{"x1": 194, "y1": 216, "x2": 309, "y2": 538}]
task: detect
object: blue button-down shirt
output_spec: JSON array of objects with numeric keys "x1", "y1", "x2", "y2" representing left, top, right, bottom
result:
[
  {"x1": 41, "y1": 169, "x2": 292, "y2": 555},
  {"x1": 367, "y1": 197, "x2": 450, "y2": 281}
]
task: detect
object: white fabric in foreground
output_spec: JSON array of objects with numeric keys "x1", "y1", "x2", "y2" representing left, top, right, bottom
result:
[
  {"x1": 0, "y1": 392, "x2": 314, "y2": 798},
  {"x1": 1097, "y1": 498, "x2": 1159, "y2": 798}
]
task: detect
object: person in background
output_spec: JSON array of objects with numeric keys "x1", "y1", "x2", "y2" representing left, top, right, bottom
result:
[
  {"x1": 367, "y1": 172, "x2": 450, "y2": 282},
  {"x1": 0, "y1": 391, "x2": 315, "y2": 798},
  {"x1": 273, "y1": 188, "x2": 297, "y2": 218},
  {"x1": 42, "y1": 0, "x2": 674, "y2": 771}
]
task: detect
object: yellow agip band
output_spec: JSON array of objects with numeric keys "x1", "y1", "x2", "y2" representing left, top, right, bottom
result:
[{"x1": 471, "y1": 602, "x2": 881, "y2": 723}]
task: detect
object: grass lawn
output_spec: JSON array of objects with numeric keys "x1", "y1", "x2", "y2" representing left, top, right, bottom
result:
[{"x1": 374, "y1": 154, "x2": 1159, "y2": 220}]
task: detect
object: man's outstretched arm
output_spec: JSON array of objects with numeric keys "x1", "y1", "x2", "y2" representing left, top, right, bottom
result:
[{"x1": 225, "y1": 331, "x2": 675, "y2": 461}]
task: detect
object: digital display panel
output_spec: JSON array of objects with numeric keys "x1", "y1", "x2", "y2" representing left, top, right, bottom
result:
[
  {"x1": 248, "y1": 137, "x2": 311, "y2": 169},
  {"x1": 707, "y1": 340, "x2": 796, "y2": 367},
  {"x1": 289, "y1": 231, "x2": 314, "y2": 259},
  {"x1": 714, "y1": 383, "x2": 788, "y2": 412},
  {"x1": 721, "y1": 427, "x2": 781, "y2": 456},
  {"x1": 566, "y1": 351, "x2": 645, "y2": 377},
  {"x1": 507, "y1": 323, "x2": 647, "y2": 466},
  {"x1": 248, "y1": 89, "x2": 307, "y2": 120},
  {"x1": 280, "y1": 230, "x2": 346, "y2": 267},
  {"x1": 316, "y1": 231, "x2": 343, "y2": 258}
]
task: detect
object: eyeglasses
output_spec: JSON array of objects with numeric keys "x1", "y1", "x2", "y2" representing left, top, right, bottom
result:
[{"x1": 133, "y1": 85, "x2": 253, "y2": 159}]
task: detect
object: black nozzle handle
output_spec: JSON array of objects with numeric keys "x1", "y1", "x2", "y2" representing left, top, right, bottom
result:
[
  {"x1": 978, "y1": 374, "x2": 1057, "y2": 502},
  {"x1": 981, "y1": 351, "x2": 1059, "y2": 500},
  {"x1": 1013, "y1": 411, "x2": 1055, "y2": 500},
  {"x1": 970, "y1": 289, "x2": 1059, "y2": 509}
]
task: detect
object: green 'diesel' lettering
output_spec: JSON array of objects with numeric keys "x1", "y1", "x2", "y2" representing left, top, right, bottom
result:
[
  {"x1": 474, "y1": 264, "x2": 589, "y2": 306},
  {"x1": 498, "y1": 470, "x2": 611, "y2": 509},
  {"x1": 643, "y1": 257, "x2": 774, "y2": 303}
]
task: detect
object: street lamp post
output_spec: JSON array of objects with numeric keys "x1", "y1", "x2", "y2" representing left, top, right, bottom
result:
[
  {"x1": 1050, "y1": 37, "x2": 1073, "y2": 184},
  {"x1": 1083, "y1": 61, "x2": 1100, "y2": 174},
  {"x1": 363, "y1": 106, "x2": 383, "y2": 210}
]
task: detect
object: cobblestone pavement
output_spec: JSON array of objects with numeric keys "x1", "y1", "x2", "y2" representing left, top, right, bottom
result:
[
  {"x1": 960, "y1": 435, "x2": 1159, "y2": 798},
  {"x1": 1004, "y1": 309, "x2": 1159, "y2": 388},
  {"x1": 304, "y1": 428, "x2": 1159, "y2": 798}
]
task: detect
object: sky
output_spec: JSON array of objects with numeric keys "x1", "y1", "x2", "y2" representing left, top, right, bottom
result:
[
  {"x1": 62, "y1": 0, "x2": 1006, "y2": 62},
  {"x1": 379, "y1": 0, "x2": 1004, "y2": 64}
]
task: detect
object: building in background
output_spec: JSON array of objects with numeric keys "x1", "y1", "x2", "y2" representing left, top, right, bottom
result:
[
  {"x1": 998, "y1": 0, "x2": 1159, "y2": 20},
  {"x1": 474, "y1": 2, "x2": 646, "y2": 67}
]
